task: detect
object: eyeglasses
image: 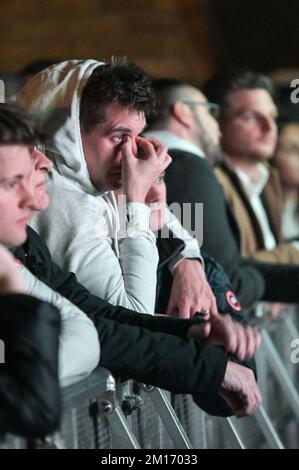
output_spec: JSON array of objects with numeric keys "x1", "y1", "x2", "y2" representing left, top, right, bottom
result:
[{"x1": 182, "y1": 101, "x2": 220, "y2": 119}]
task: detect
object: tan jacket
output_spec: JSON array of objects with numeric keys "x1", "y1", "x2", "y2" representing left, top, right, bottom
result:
[{"x1": 215, "y1": 160, "x2": 299, "y2": 264}]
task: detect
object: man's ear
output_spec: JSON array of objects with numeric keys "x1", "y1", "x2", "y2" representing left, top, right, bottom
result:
[{"x1": 171, "y1": 101, "x2": 194, "y2": 128}]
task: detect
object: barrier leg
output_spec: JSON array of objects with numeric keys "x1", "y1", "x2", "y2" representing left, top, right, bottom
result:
[
  {"x1": 261, "y1": 330, "x2": 299, "y2": 421},
  {"x1": 141, "y1": 386, "x2": 192, "y2": 449}
]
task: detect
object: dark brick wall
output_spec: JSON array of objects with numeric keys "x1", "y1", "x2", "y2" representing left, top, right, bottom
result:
[
  {"x1": 207, "y1": 0, "x2": 299, "y2": 73},
  {"x1": 0, "y1": 0, "x2": 213, "y2": 83}
]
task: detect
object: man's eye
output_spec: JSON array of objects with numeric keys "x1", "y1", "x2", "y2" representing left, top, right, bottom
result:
[
  {"x1": 113, "y1": 134, "x2": 125, "y2": 142},
  {"x1": 240, "y1": 112, "x2": 256, "y2": 121},
  {"x1": 156, "y1": 175, "x2": 165, "y2": 184},
  {"x1": 3, "y1": 180, "x2": 18, "y2": 190}
]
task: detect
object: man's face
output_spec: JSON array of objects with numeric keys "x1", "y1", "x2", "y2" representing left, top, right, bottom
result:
[
  {"x1": 81, "y1": 102, "x2": 146, "y2": 191},
  {"x1": 29, "y1": 146, "x2": 53, "y2": 212},
  {"x1": 220, "y1": 89, "x2": 278, "y2": 162},
  {"x1": 0, "y1": 145, "x2": 34, "y2": 246}
]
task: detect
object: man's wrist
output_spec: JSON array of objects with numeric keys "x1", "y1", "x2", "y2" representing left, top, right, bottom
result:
[
  {"x1": 173, "y1": 258, "x2": 204, "y2": 275},
  {"x1": 126, "y1": 190, "x2": 146, "y2": 203}
]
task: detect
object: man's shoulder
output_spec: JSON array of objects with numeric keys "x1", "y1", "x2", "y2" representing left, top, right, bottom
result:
[
  {"x1": 168, "y1": 148, "x2": 211, "y2": 170},
  {"x1": 169, "y1": 148, "x2": 202, "y2": 159}
]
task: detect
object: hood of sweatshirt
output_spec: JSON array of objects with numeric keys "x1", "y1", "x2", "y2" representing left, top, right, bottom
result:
[{"x1": 17, "y1": 59, "x2": 105, "y2": 194}]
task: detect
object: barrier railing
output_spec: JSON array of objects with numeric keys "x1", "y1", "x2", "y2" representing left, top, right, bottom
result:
[{"x1": 1, "y1": 305, "x2": 299, "y2": 449}]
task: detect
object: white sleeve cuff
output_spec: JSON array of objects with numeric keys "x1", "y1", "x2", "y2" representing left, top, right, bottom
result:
[{"x1": 168, "y1": 247, "x2": 204, "y2": 274}]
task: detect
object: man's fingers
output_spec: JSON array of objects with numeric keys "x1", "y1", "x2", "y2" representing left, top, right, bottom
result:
[
  {"x1": 166, "y1": 300, "x2": 178, "y2": 317},
  {"x1": 122, "y1": 135, "x2": 133, "y2": 156},
  {"x1": 136, "y1": 136, "x2": 166, "y2": 160},
  {"x1": 198, "y1": 322, "x2": 211, "y2": 339},
  {"x1": 209, "y1": 294, "x2": 218, "y2": 316},
  {"x1": 166, "y1": 299, "x2": 191, "y2": 319},
  {"x1": 234, "y1": 323, "x2": 248, "y2": 361},
  {"x1": 220, "y1": 389, "x2": 246, "y2": 417},
  {"x1": 177, "y1": 301, "x2": 192, "y2": 319},
  {"x1": 215, "y1": 314, "x2": 238, "y2": 353},
  {"x1": 139, "y1": 135, "x2": 165, "y2": 153},
  {"x1": 255, "y1": 330, "x2": 262, "y2": 350},
  {"x1": 136, "y1": 136, "x2": 171, "y2": 167},
  {"x1": 244, "y1": 326, "x2": 257, "y2": 358},
  {"x1": 221, "y1": 388, "x2": 260, "y2": 418},
  {"x1": 134, "y1": 136, "x2": 155, "y2": 158},
  {"x1": 237, "y1": 381, "x2": 262, "y2": 417}
]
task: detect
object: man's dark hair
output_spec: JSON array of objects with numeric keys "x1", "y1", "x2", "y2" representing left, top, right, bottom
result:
[
  {"x1": 203, "y1": 68, "x2": 277, "y2": 117},
  {"x1": 0, "y1": 103, "x2": 43, "y2": 146},
  {"x1": 147, "y1": 78, "x2": 191, "y2": 129},
  {"x1": 80, "y1": 58, "x2": 157, "y2": 132}
]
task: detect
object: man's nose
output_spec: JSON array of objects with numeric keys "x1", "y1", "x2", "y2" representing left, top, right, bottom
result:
[
  {"x1": 114, "y1": 148, "x2": 123, "y2": 165},
  {"x1": 215, "y1": 120, "x2": 222, "y2": 140},
  {"x1": 132, "y1": 139, "x2": 138, "y2": 157},
  {"x1": 19, "y1": 182, "x2": 36, "y2": 209},
  {"x1": 35, "y1": 149, "x2": 53, "y2": 172},
  {"x1": 262, "y1": 116, "x2": 276, "y2": 133}
]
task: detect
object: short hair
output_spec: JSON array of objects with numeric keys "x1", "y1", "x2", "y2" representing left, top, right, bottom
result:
[
  {"x1": 203, "y1": 68, "x2": 277, "y2": 116},
  {"x1": 80, "y1": 58, "x2": 157, "y2": 132},
  {"x1": 0, "y1": 103, "x2": 43, "y2": 146},
  {"x1": 147, "y1": 78, "x2": 192, "y2": 128}
]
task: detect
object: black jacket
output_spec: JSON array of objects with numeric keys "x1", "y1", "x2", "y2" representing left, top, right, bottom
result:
[
  {"x1": 165, "y1": 149, "x2": 299, "y2": 306},
  {"x1": 0, "y1": 294, "x2": 60, "y2": 437},
  {"x1": 13, "y1": 227, "x2": 255, "y2": 416}
]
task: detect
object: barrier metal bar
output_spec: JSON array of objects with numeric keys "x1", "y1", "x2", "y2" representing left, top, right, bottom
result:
[
  {"x1": 103, "y1": 402, "x2": 141, "y2": 449},
  {"x1": 254, "y1": 406, "x2": 284, "y2": 449},
  {"x1": 142, "y1": 386, "x2": 192, "y2": 449},
  {"x1": 173, "y1": 396, "x2": 207, "y2": 448},
  {"x1": 60, "y1": 369, "x2": 140, "y2": 449},
  {"x1": 224, "y1": 418, "x2": 246, "y2": 449},
  {"x1": 225, "y1": 405, "x2": 284, "y2": 449},
  {"x1": 261, "y1": 329, "x2": 299, "y2": 421},
  {"x1": 282, "y1": 314, "x2": 299, "y2": 343}
]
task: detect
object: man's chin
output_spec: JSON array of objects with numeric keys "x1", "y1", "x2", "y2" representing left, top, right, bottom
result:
[
  {"x1": 251, "y1": 151, "x2": 273, "y2": 162},
  {"x1": 109, "y1": 181, "x2": 122, "y2": 191},
  {"x1": 31, "y1": 194, "x2": 50, "y2": 213},
  {"x1": 8, "y1": 230, "x2": 28, "y2": 248}
]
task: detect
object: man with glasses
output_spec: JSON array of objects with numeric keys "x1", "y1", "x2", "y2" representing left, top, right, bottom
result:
[
  {"x1": 145, "y1": 80, "x2": 222, "y2": 166},
  {"x1": 145, "y1": 78, "x2": 267, "y2": 309}
]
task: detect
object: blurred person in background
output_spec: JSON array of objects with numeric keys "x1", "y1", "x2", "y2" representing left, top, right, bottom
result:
[{"x1": 274, "y1": 122, "x2": 299, "y2": 242}]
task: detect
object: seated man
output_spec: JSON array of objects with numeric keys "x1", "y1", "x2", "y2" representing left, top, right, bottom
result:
[
  {"x1": 0, "y1": 245, "x2": 60, "y2": 438},
  {"x1": 2, "y1": 103, "x2": 262, "y2": 418}
]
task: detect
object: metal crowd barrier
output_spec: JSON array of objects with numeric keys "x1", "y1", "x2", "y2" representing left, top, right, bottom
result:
[{"x1": 1, "y1": 304, "x2": 299, "y2": 449}]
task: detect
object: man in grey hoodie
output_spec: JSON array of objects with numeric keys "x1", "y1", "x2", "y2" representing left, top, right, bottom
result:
[{"x1": 18, "y1": 58, "x2": 218, "y2": 318}]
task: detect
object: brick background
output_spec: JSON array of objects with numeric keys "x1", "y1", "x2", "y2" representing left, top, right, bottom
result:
[{"x1": 0, "y1": 0, "x2": 213, "y2": 84}]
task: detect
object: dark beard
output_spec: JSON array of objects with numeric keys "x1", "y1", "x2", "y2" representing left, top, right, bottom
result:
[
  {"x1": 202, "y1": 140, "x2": 223, "y2": 166},
  {"x1": 194, "y1": 114, "x2": 223, "y2": 166}
]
